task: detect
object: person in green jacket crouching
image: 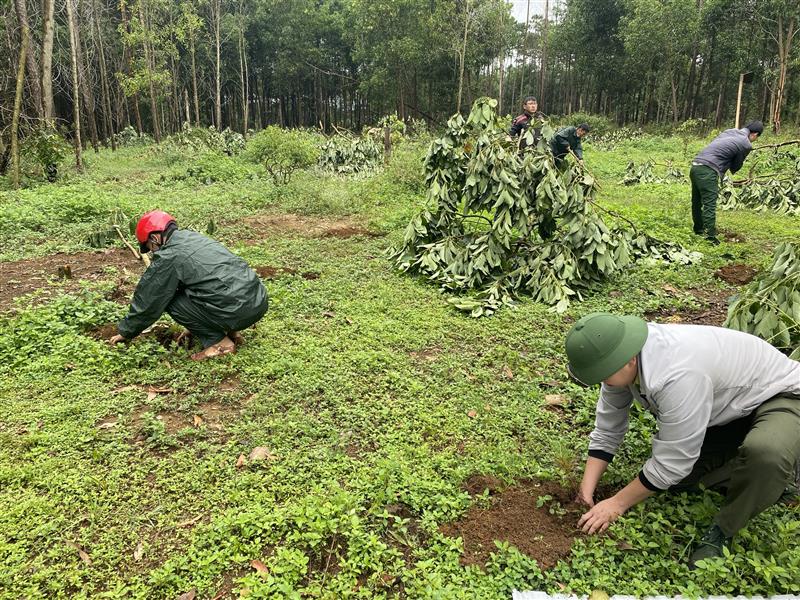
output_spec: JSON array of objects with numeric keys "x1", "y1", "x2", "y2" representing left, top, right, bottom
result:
[
  {"x1": 109, "y1": 210, "x2": 268, "y2": 361},
  {"x1": 564, "y1": 313, "x2": 800, "y2": 568}
]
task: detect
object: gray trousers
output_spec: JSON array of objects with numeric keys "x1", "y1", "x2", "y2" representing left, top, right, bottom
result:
[
  {"x1": 669, "y1": 396, "x2": 800, "y2": 537},
  {"x1": 166, "y1": 291, "x2": 268, "y2": 348}
]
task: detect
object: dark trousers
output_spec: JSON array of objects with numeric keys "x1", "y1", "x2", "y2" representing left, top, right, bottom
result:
[
  {"x1": 689, "y1": 164, "x2": 719, "y2": 237},
  {"x1": 166, "y1": 291, "x2": 268, "y2": 348},
  {"x1": 669, "y1": 396, "x2": 800, "y2": 537}
]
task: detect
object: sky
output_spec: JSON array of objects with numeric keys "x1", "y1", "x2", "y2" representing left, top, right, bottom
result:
[{"x1": 510, "y1": 0, "x2": 548, "y2": 22}]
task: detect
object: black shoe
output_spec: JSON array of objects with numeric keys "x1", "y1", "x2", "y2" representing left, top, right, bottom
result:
[
  {"x1": 689, "y1": 524, "x2": 731, "y2": 569},
  {"x1": 705, "y1": 236, "x2": 721, "y2": 246}
]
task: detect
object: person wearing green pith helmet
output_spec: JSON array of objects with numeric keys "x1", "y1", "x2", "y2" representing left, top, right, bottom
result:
[
  {"x1": 564, "y1": 313, "x2": 800, "y2": 568},
  {"x1": 690, "y1": 121, "x2": 763, "y2": 245}
]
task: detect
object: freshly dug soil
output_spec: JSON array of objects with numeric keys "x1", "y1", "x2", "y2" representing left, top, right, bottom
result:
[
  {"x1": 441, "y1": 477, "x2": 581, "y2": 569},
  {"x1": 644, "y1": 287, "x2": 731, "y2": 327},
  {"x1": 715, "y1": 263, "x2": 757, "y2": 286}
]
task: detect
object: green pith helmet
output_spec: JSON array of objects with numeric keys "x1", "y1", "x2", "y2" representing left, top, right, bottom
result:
[{"x1": 565, "y1": 313, "x2": 648, "y2": 385}]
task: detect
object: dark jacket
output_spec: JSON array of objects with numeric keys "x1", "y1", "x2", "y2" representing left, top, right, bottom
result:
[
  {"x1": 509, "y1": 111, "x2": 546, "y2": 140},
  {"x1": 693, "y1": 128, "x2": 754, "y2": 177},
  {"x1": 118, "y1": 229, "x2": 267, "y2": 339},
  {"x1": 550, "y1": 126, "x2": 583, "y2": 160}
]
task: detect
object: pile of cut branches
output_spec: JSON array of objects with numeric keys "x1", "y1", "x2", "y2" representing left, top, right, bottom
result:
[
  {"x1": 719, "y1": 177, "x2": 800, "y2": 216},
  {"x1": 620, "y1": 160, "x2": 685, "y2": 185},
  {"x1": 390, "y1": 98, "x2": 700, "y2": 316},
  {"x1": 725, "y1": 242, "x2": 800, "y2": 358},
  {"x1": 318, "y1": 133, "x2": 383, "y2": 176}
]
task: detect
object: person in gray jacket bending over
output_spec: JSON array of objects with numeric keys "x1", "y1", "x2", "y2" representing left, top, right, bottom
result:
[
  {"x1": 690, "y1": 121, "x2": 763, "y2": 245},
  {"x1": 564, "y1": 313, "x2": 800, "y2": 567}
]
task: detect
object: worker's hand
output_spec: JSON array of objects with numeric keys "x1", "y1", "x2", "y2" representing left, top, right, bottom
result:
[
  {"x1": 577, "y1": 496, "x2": 625, "y2": 534},
  {"x1": 575, "y1": 488, "x2": 595, "y2": 508},
  {"x1": 108, "y1": 334, "x2": 128, "y2": 345}
]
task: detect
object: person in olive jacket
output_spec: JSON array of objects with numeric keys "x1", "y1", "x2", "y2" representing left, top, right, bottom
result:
[
  {"x1": 690, "y1": 121, "x2": 763, "y2": 245},
  {"x1": 109, "y1": 210, "x2": 268, "y2": 361},
  {"x1": 550, "y1": 123, "x2": 590, "y2": 166}
]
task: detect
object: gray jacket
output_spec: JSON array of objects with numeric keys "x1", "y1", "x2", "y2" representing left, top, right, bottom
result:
[
  {"x1": 693, "y1": 127, "x2": 754, "y2": 177},
  {"x1": 588, "y1": 323, "x2": 800, "y2": 490}
]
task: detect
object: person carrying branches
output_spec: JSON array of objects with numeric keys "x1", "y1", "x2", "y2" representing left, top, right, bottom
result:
[
  {"x1": 109, "y1": 211, "x2": 268, "y2": 361},
  {"x1": 690, "y1": 121, "x2": 763, "y2": 245},
  {"x1": 509, "y1": 95, "x2": 546, "y2": 148},
  {"x1": 550, "y1": 123, "x2": 590, "y2": 167},
  {"x1": 564, "y1": 313, "x2": 800, "y2": 568}
]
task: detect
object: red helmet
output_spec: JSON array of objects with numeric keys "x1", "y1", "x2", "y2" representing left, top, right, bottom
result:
[{"x1": 136, "y1": 210, "x2": 176, "y2": 251}]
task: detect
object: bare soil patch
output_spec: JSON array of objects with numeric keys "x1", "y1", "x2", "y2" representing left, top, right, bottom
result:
[
  {"x1": 0, "y1": 248, "x2": 144, "y2": 312},
  {"x1": 644, "y1": 287, "x2": 731, "y2": 327},
  {"x1": 720, "y1": 229, "x2": 746, "y2": 243},
  {"x1": 254, "y1": 265, "x2": 320, "y2": 280},
  {"x1": 243, "y1": 213, "x2": 382, "y2": 242},
  {"x1": 715, "y1": 263, "x2": 757, "y2": 286},
  {"x1": 440, "y1": 477, "x2": 580, "y2": 569}
]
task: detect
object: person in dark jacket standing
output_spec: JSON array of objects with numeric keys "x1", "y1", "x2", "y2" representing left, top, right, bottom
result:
[
  {"x1": 109, "y1": 211, "x2": 268, "y2": 361},
  {"x1": 690, "y1": 121, "x2": 763, "y2": 244},
  {"x1": 509, "y1": 96, "x2": 546, "y2": 147},
  {"x1": 550, "y1": 123, "x2": 590, "y2": 166}
]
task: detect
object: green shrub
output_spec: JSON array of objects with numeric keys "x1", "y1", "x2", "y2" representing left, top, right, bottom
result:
[
  {"x1": 166, "y1": 124, "x2": 246, "y2": 156},
  {"x1": 243, "y1": 126, "x2": 320, "y2": 184},
  {"x1": 112, "y1": 125, "x2": 153, "y2": 147},
  {"x1": 553, "y1": 112, "x2": 614, "y2": 137},
  {"x1": 20, "y1": 124, "x2": 70, "y2": 182},
  {"x1": 166, "y1": 151, "x2": 257, "y2": 184}
]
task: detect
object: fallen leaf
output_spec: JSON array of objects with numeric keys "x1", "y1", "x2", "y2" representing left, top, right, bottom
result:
[
  {"x1": 589, "y1": 591, "x2": 610, "y2": 600},
  {"x1": 556, "y1": 582, "x2": 566, "y2": 591},
  {"x1": 133, "y1": 541, "x2": 144, "y2": 561},
  {"x1": 467, "y1": 409, "x2": 478, "y2": 418},
  {"x1": 251, "y1": 559, "x2": 268, "y2": 574},
  {"x1": 177, "y1": 589, "x2": 197, "y2": 600},
  {"x1": 248, "y1": 446, "x2": 277, "y2": 462},
  {"x1": 97, "y1": 421, "x2": 118, "y2": 430},
  {"x1": 544, "y1": 394, "x2": 567, "y2": 407},
  {"x1": 542, "y1": 379, "x2": 560, "y2": 388},
  {"x1": 502, "y1": 365, "x2": 514, "y2": 379},
  {"x1": 177, "y1": 515, "x2": 203, "y2": 528},
  {"x1": 66, "y1": 541, "x2": 92, "y2": 566},
  {"x1": 662, "y1": 284, "x2": 679, "y2": 296},
  {"x1": 666, "y1": 315, "x2": 684, "y2": 323},
  {"x1": 146, "y1": 392, "x2": 158, "y2": 402},
  {"x1": 112, "y1": 385, "x2": 138, "y2": 395},
  {"x1": 616, "y1": 540, "x2": 635, "y2": 551},
  {"x1": 192, "y1": 415, "x2": 204, "y2": 427},
  {"x1": 483, "y1": 404, "x2": 491, "y2": 411},
  {"x1": 235, "y1": 454, "x2": 247, "y2": 469},
  {"x1": 147, "y1": 386, "x2": 172, "y2": 394},
  {"x1": 321, "y1": 310, "x2": 335, "y2": 318}
]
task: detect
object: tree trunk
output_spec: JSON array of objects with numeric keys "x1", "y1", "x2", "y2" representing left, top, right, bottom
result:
[
  {"x1": 212, "y1": 0, "x2": 222, "y2": 128},
  {"x1": 11, "y1": 24, "x2": 28, "y2": 189},
  {"x1": 538, "y1": 0, "x2": 549, "y2": 104},
  {"x1": 190, "y1": 32, "x2": 200, "y2": 126},
  {"x1": 72, "y1": 0, "x2": 100, "y2": 152},
  {"x1": 93, "y1": 0, "x2": 116, "y2": 149},
  {"x1": 65, "y1": 0, "x2": 84, "y2": 171},
  {"x1": 41, "y1": 0, "x2": 56, "y2": 120},
  {"x1": 456, "y1": 0, "x2": 470, "y2": 113},
  {"x1": 771, "y1": 15, "x2": 798, "y2": 134},
  {"x1": 139, "y1": 0, "x2": 161, "y2": 141},
  {"x1": 14, "y1": 0, "x2": 43, "y2": 118},
  {"x1": 238, "y1": 19, "x2": 249, "y2": 134}
]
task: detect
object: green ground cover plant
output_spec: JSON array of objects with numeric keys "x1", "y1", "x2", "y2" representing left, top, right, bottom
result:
[{"x1": 0, "y1": 123, "x2": 798, "y2": 598}]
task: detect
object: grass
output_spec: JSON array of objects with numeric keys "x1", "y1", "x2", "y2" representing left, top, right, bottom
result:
[{"x1": 0, "y1": 132, "x2": 798, "y2": 598}]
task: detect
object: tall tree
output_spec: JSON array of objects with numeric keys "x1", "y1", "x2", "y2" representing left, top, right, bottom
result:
[{"x1": 65, "y1": 0, "x2": 84, "y2": 171}]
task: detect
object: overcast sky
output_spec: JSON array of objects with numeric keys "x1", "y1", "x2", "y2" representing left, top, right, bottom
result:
[{"x1": 510, "y1": 0, "x2": 547, "y2": 22}]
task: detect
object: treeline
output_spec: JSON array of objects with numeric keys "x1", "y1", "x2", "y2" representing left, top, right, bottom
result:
[{"x1": 0, "y1": 0, "x2": 798, "y2": 163}]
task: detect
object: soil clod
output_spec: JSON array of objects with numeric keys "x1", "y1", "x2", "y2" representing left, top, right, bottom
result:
[{"x1": 715, "y1": 263, "x2": 757, "y2": 286}]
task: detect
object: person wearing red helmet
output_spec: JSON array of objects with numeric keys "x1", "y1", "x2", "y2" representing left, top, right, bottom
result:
[{"x1": 109, "y1": 210, "x2": 268, "y2": 361}]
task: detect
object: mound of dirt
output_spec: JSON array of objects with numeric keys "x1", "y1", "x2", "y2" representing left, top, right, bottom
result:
[
  {"x1": 644, "y1": 287, "x2": 731, "y2": 327},
  {"x1": 254, "y1": 265, "x2": 320, "y2": 280},
  {"x1": 715, "y1": 264, "x2": 757, "y2": 286},
  {"x1": 441, "y1": 479, "x2": 581, "y2": 569},
  {"x1": 242, "y1": 213, "x2": 382, "y2": 242},
  {"x1": 0, "y1": 248, "x2": 144, "y2": 312}
]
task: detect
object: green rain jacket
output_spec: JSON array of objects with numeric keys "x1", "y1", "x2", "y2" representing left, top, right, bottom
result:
[
  {"x1": 118, "y1": 229, "x2": 267, "y2": 339},
  {"x1": 550, "y1": 126, "x2": 583, "y2": 160}
]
